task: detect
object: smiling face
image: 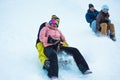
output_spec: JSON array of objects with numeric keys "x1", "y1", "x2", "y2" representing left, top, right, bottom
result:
[
  {"x1": 89, "y1": 7, "x2": 95, "y2": 12},
  {"x1": 51, "y1": 23, "x2": 57, "y2": 28}
]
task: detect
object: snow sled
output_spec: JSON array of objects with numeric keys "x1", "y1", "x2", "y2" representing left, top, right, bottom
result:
[
  {"x1": 36, "y1": 42, "x2": 71, "y2": 69},
  {"x1": 57, "y1": 51, "x2": 72, "y2": 69},
  {"x1": 43, "y1": 51, "x2": 73, "y2": 70}
]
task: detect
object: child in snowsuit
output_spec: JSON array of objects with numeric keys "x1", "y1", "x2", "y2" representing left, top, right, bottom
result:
[
  {"x1": 96, "y1": 5, "x2": 116, "y2": 41},
  {"x1": 85, "y1": 3, "x2": 99, "y2": 32},
  {"x1": 39, "y1": 19, "x2": 92, "y2": 80}
]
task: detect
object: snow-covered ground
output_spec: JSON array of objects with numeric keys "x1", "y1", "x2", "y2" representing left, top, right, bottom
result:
[{"x1": 0, "y1": 0, "x2": 120, "y2": 80}]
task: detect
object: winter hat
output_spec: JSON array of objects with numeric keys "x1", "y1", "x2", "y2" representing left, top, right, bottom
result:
[
  {"x1": 51, "y1": 15, "x2": 60, "y2": 21},
  {"x1": 102, "y1": 5, "x2": 109, "y2": 13},
  {"x1": 89, "y1": 4, "x2": 94, "y2": 8},
  {"x1": 49, "y1": 19, "x2": 59, "y2": 27}
]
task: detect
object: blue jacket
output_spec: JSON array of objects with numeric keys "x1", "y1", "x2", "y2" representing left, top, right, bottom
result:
[{"x1": 85, "y1": 9, "x2": 99, "y2": 25}]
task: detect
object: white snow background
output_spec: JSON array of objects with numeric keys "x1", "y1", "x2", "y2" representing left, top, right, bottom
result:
[{"x1": 0, "y1": 0, "x2": 120, "y2": 80}]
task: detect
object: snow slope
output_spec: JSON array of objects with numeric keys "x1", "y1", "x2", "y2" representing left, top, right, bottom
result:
[{"x1": 0, "y1": 0, "x2": 120, "y2": 80}]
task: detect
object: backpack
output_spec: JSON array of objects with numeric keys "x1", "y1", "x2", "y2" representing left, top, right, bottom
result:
[{"x1": 36, "y1": 22, "x2": 46, "y2": 45}]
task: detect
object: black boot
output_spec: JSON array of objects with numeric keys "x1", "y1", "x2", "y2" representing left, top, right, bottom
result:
[
  {"x1": 43, "y1": 60, "x2": 50, "y2": 70},
  {"x1": 110, "y1": 34, "x2": 116, "y2": 41}
]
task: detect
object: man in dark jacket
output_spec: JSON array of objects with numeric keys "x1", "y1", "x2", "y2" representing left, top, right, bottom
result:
[
  {"x1": 96, "y1": 5, "x2": 116, "y2": 41},
  {"x1": 85, "y1": 4, "x2": 99, "y2": 32}
]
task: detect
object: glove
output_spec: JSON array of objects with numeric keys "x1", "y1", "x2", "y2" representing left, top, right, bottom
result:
[
  {"x1": 104, "y1": 18, "x2": 111, "y2": 23},
  {"x1": 108, "y1": 19, "x2": 111, "y2": 24},
  {"x1": 48, "y1": 35, "x2": 60, "y2": 45}
]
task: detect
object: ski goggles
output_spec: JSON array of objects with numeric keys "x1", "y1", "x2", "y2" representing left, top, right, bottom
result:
[
  {"x1": 49, "y1": 19, "x2": 59, "y2": 27},
  {"x1": 102, "y1": 8, "x2": 109, "y2": 13}
]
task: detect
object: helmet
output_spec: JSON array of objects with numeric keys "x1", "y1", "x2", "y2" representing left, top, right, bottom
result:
[{"x1": 102, "y1": 5, "x2": 109, "y2": 13}]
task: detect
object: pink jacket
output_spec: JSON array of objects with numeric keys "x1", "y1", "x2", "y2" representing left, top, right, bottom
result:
[{"x1": 39, "y1": 23, "x2": 66, "y2": 47}]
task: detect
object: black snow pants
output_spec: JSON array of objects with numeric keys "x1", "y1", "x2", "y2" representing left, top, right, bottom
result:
[{"x1": 44, "y1": 45, "x2": 90, "y2": 78}]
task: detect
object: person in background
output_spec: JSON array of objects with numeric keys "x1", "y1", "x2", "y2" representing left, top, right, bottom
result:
[
  {"x1": 96, "y1": 5, "x2": 116, "y2": 41},
  {"x1": 39, "y1": 19, "x2": 92, "y2": 80},
  {"x1": 85, "y1": 3, "x2": 99, "y2": 32}
]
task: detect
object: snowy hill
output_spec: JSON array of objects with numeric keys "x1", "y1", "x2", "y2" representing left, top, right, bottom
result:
[{"x1": 0, "y1": 0, "x2": 120, "y2": 80}]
